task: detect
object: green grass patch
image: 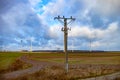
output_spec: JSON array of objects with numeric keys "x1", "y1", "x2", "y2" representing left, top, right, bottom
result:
[{"x1": 0, "y1": 52, "x2": 24, "y2": 70}]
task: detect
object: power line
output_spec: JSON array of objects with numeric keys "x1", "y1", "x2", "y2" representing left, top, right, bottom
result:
[{"x1": 54, "y1": 16, "x2": 75, "y2": 73}]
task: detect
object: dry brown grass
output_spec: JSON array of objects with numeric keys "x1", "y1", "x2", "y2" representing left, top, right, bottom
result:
[
  {"x1": 0, "y1": 59, "x2": 31, "y2": 74},
  {"x1": 30, "y1": 52, "x2": 120, "y2": 64},
  {"x1": 1, "y1": 52, "x2": 120, "y2": 80},
  {"x1": 13, "y1": 64, "x2": 120, "y2": 80},
  {"x1": 115, "y1": 77, "x2": 120, "y2": 80}
]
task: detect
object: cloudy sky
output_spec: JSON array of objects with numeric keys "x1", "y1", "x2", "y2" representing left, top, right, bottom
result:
[{"x1": 0, "y1": 0, "x2": 120, "y2": 51}]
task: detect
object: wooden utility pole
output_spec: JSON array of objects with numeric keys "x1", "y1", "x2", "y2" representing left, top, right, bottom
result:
[{"x1": 54, "y1": 16, "x2": 75, "y2": 73}]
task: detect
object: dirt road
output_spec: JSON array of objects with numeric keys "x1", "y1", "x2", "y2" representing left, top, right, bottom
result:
[{"x1": 3, "y1": 56, "x2": 61, "y2": 80}]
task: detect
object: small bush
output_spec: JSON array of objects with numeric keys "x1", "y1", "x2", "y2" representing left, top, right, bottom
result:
[
  {"x1": 9, "y1": 59, "x2": 24, "y2": 71},
  {"x1": 0, "y1": 74, "x2": 4, "y2": 80},
  {"x1": 0, "y1": 59, "x2": 31, "y2": 74},
  {"x1": 115, "y1": 77, "x2": 120, "y2": 80}
]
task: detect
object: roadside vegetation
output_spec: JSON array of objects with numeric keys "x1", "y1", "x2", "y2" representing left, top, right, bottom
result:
[
  {"x1": 0, "y1": 52, "x2": 31, "y2": 74},
  {"x1": 0, "y1": 52, "x2": 23, "y2": 70},
  {"x1": 11, "y1": 64, "x2": 120, "y2": 80}
]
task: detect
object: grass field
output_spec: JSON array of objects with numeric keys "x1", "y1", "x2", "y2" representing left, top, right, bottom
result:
[
  {"x1": 25, "y1": 52, "x2": 120, "y2": 80},
  {"x1": 0, "y1": 51, "x2": 120, "y2": 80},
  {"x1": 0, "y1": 52, "x2": 24, "y2": 70},
  {"x1": 29, "y1": 52, "x2": 120, "y2": 64},
  {"x1": 0, "y1": 51, "x2": 120, "y2": 70}
]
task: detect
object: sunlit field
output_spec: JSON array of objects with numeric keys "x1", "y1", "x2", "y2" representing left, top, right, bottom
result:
[
  {"x1": 29, "y1": 52, "x2": 120, "y2": 64},
  {"x1": 0, "y1": 52, "x2": 24, "y2": 70},
  {"x1": 0, "y1": 51, "x2": 120, "y2": 80}
]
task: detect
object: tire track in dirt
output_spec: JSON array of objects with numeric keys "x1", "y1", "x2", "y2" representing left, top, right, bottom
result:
[
  {"x1": 2, "y1": 55, "x2": 61, "y2": 80},
  {"x1": 81, "y1": 72, "x2": 120, "y2": 80}
]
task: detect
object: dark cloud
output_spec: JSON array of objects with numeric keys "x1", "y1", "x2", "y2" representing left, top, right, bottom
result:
[
  {"x1": 0, "y1": 0, "x2": 120, "y2": 51},
  {"x1": 0, "y1": 0, "x2": 48, "y2": 50},
  {"x1": 0, "y1": 0, "x2": 28, "y2": 14}
]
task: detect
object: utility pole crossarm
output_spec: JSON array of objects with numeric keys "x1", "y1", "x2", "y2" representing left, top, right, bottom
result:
[
  {"x1": 54, "y1": 15, "x2": 75, "y2": 73},
  {"x1": 54, "y1": 16, "x2": 75, "y2": 24}
]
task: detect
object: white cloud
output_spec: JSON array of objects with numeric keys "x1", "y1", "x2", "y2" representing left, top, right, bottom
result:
[
  {"x1": 6, "y1": 43, "x2": 20, "y2": 51},
  {"x1": 68, "y1": 22, "x2": 119, "y2": 50},
  {"x1": 29, "y1": 0, "x2": 41, "y2": 6},
  {"x1": 1, "y1": 0, "x2": 120, "y2": 51},
  {"x1": 42, "y1": 0, "x2": 65, "y2": 16},
  {"x1": 69, "y1": 25, "x2": 92, "y2": 38},
  {"x1": 37, "y1": 0, "x2": 66, "y2": 26},
  {"x1": 107, "y1": 22, "x2": 118, "y2": 33},
  {"x1": 87, "y1": 0, "x2": 120, "y2": 16},
  {"x1": 14, "y1": 38, "x2": 21, "y2": 43},
  {"x1": 69, "y1": 22, "x2": 119, "y2": 39},
  {"x1": 48, "y1": 24, "x2": 62, "y2": 39},
  {"x1": 1, "y1": 3, "x2": 31, "y2": 30},
  {"x1": 98, "y1": 0, "x2": 120, "y2": 15},
  {"x1": 91, "y1": 40, "x2": 110, "y2": 48}
]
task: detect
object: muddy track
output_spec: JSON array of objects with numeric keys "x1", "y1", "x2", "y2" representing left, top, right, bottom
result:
[
  {"x1": 81, "y1": 72, "x2": 120, "y2": 80},
  {"x1": 2, "y1": 56, "x2": 62, "y2": 80}
]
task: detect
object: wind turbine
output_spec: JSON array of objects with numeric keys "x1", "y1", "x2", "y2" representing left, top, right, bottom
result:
[
  {"x1": 21, "y1": 40, "x2": 23, "y2": 51},
  {"x1": 89, "y1": 32, "x2": 97, "y2": 52},
  {"x1": 72, "y1": 39, "x2": 74, "y2": 52},
  {"x1": 89, "y1": 39, "x2": 92, "y2": 52},
  {"x1": 30, "y1": 37, "x2": 33, "y2": 52}
]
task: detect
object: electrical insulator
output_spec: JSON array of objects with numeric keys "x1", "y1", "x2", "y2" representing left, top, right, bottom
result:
[{"x1": 61, "y1": 27, "x2": 64, "y2": 31}]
